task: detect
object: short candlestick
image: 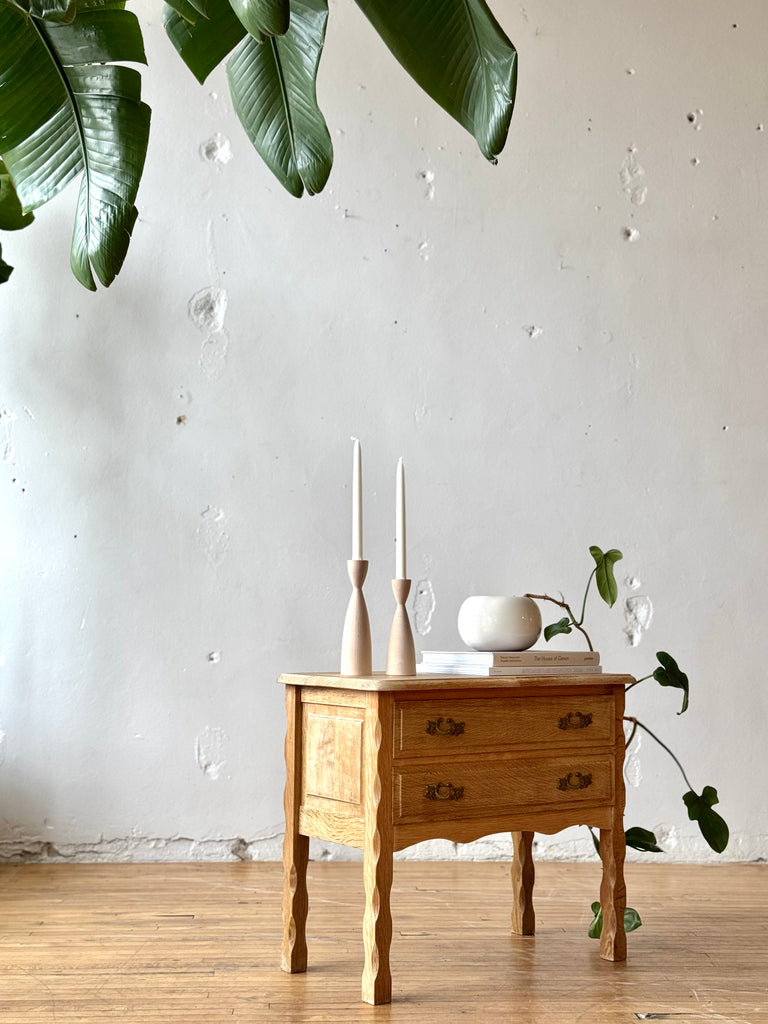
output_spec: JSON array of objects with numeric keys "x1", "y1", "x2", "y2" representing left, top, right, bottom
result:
[
  {"x1": 340, "y1": 559, "x2": 372, "y2": 676},
  {"x1": 385, "y1": 578, "x2": 416, "y2": 676}
]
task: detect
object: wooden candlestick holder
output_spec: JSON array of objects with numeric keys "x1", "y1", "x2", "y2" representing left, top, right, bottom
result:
[
  {"x1": 340, "y1": 559, "x2": 372, "y2": 676},
  {"x1": 385, "y1": 578, "x2": 416, "y2": 676}
]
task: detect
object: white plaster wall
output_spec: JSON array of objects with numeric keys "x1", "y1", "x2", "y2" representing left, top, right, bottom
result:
[{"x1": 1, "y1": 0, "x2": 766, "y2": 865}]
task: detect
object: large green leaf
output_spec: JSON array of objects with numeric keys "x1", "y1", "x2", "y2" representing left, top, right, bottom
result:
[
  {"x1": 653, "y1": 651, "x2": 689, "y2": 714},
  {"x1": 164, "y1": 0, "x2": 248, "y2": 83},
  {"x1": 683, "y1": 786, "x2": 729, "y2": 854},
  {"x1": 589, "y1": 546, "x2": 623, "y2": 607},
  {"x1": 227, "y1": 0, "x2": 332, "y2": 196},
  {"x1": 166, "y1": 0, "x2": 332, "y2": 196},
  {"x1": 0, "y1": 1, "x2": 151, "y2": 288},
  {"x1": 354, "y1": 0, "x2": 517, "y2": 162}
]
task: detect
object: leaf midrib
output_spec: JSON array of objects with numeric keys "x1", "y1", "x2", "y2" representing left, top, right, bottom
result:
[
  {"x1": 29, "y1": 11, "x2": 90, "y2": 250},
  {"x1": 268, "y1": 34, "x2": 299, "y2": 171}
]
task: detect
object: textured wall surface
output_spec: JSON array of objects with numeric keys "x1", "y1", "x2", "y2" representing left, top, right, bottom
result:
[{"x1": 1, "y1": 0, "x2": 766, "y2": 865}]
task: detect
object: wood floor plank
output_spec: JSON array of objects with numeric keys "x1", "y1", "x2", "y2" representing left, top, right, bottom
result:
[{"x1": 0, "y1": 862, "x2": 766, "y2": 1022}]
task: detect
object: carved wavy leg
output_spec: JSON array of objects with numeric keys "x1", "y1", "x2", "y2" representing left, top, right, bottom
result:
[
  {"x1": 599, "y1": 826, "x2": 627, "y2": 961},
  {"x1": 362, "y1": 692, "x2": 394, "y2": 1005},
  {"x1": 281, "y1": 685, "x2": 309, "y2": 973},
  {"x1": 600, "y1": 686, "x2": 627, "y2": 961},
  {"x1": 511, "y1": 830, "x2": 536, "y2": 935}
]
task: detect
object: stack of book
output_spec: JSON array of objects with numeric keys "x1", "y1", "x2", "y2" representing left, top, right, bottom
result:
[{"x1": 417, "y1": 649, "x2": 601, "y2": 676}]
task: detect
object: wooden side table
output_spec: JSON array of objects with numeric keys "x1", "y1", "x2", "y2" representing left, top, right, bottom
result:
[{"x1": 279, "y1": 671, "x2": 630, "y2": 1004}]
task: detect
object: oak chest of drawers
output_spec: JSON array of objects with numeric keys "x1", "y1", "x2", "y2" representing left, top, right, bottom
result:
[{"x1": 280, "y1": 672, "x2": 630, "y2": 1004}]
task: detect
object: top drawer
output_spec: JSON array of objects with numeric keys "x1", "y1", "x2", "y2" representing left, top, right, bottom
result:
[{"x1": 394, "y1": 693, "x2": 615, "y2": 757}]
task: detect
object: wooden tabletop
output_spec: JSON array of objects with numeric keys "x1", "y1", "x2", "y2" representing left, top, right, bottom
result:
[{"x1": 278, "y1": 671, "x2": 634, "y2": 692}]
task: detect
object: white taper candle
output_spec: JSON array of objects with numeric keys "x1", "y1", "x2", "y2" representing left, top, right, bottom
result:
[
  {"x1": 395, "y1": 457, "x2": 406, "y2": 579},
  {"x1": 352, "y1": 437, "x2": 363, "y2": 560}
]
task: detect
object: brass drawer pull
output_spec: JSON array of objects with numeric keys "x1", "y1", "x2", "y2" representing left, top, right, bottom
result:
[
  {"x1": 558, "y1": 711, "x2": 593, "y2": 730},
  {"x1": 557, "y1": 771, "x2": 593, "y2": 791},
  {"x1": 425, "y1": 781, "x2": 465, "y2": 801},
  {"x1": 425, "y1": 717, "x2": 465, "y2": 737}
]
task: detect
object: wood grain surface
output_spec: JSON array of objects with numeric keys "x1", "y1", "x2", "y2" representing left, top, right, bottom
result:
[{"x1": 1, "y1": 861, "x2": 766, "y2": 1023}]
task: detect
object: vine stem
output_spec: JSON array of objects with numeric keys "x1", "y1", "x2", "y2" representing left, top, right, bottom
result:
[
  {"x1": 625, "y1": 673, "x2": 653, "y2": 693},
  {"x1": 524, "y1": 592, "x2": 594, "y2": 650},
  {"x1": 624, "y1": 716, "x2": 694, "y2": 791}
]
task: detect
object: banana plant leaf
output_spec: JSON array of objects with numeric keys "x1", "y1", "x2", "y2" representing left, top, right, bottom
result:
[
  {"x1": 354, "y1": 0, "x2": 517, "y2": 162},
  {"x1": 228, "y1": 0, "x2": 289, "y2": 38},
  {"x1": 0, "y1": 0, "x2": 151, "y2": 289},
  {"x1": 165, "y1": 0, "x2": 332, "y2": 197}
]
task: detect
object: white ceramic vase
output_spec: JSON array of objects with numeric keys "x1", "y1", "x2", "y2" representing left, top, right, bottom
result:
[{"x1": 457, "y1": 595, "x2": 542, "y2": 651}]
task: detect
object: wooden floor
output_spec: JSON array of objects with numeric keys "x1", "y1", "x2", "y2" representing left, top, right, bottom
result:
[{"x1": 1, "y1": 861, "x2": 766, "y2": 1023}]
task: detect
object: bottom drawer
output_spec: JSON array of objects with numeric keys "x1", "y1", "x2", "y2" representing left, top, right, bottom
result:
[{"x1": 394, "y1": 754, "x2": 613, "y2": 822}]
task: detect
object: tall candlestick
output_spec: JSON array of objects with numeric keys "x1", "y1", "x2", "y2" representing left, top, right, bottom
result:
[
  {"x1": 395, "y1": 457, "x2": 406, "y2": 579},
  {"x1": 352, "y1": 438, "x2": 363, "y2": 560}
]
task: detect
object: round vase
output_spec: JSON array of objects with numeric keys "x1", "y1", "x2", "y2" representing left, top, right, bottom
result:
[{"x1": 457, "y1": 595, "x2": 542, "y2": 652}]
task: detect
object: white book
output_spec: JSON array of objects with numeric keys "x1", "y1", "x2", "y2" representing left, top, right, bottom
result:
[
  {"x1": 420, "y1": 649, "x2": 600, "y2": 668},
  {"x1": 416, "y1": 663, "x2": 602, "y2": 677}
]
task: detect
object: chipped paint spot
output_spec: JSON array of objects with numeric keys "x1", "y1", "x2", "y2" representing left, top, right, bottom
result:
[
  {"x1": 624, "y1": 731, "x2": 642, "y2": 787},
  {"x1": 414, "y1": 405, "x2": 431, "y2": 425},
  {"x1": 208, "y1": 651, "x2": 221, "y2": 663},
  {"x1": 624, "y1": 575, "x2": 641, "y2": 591},
  {"x1": 622, "y1": 226, "x2": 640, "y2": 241},
  {"x1": 197, "y1": 506, "x2": 230, "y2": 566},
  {"x1": 188, "y1": 287, "x2": 227, "y2": 333},
  {"x1": 625, "y1": 67, "x2": 636, "y2": 75},
  {"x1": 417, "y1": 168, "x2": 435, "y2": 200},
  {"x1": 624, "y1": 594, "x2": 653, "y2": 646},
  {"x1": 195, "y1": 726, "x2": 228, "y2": 780},
  {"x1": 199, "y1": 330, "x2": 229, "y2": 381},
  {"x1": 199, "y1": 132, "x2": 232, "y2": 165},
  {"x1": 690, "y1": 156, "x2": 701, "y2": 166},
  {"x1": 413, "y1": 578, "x2": 435, "y2": 636},
  {"x1": 523, "y1": 325, "x2": 543, "y2": 339},
  {"x1": 620, "y1": 146, "x2": 647, "y2": 205},
  {"x1": 655, "y1": 824, "x2": 679, "y2": 850},
  {"x1": 1, "y1": 408, "x2": 17, "y2": 463},
  {"x1": 418, "y1": 240, "x2": 431, "y2": 261},
  {"x1": 686, "y1": 109, "x2": 703, "y2": 130}
]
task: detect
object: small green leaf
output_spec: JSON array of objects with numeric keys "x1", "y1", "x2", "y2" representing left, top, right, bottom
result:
[
  {"x1": 683, "y1": 786, "x2": 729, "y2": 853},
  {"x1": 589, "y1": 546, "x2": 623, "y2": 607},
  {"x1": 0, "y1": 242, "x2": 13, "y2": 283},
  {"x1": 543, "y1": 617, "x2": 572, "y2": 642},
  {"x1": 624, "y1": 907, "x2": 643, "y2": 933},
  {"x1": 588, "y1": 901, "x2": 642, "y2": 938},
  {"x1": 653, "y1": 651, "x2": 689, "y2": 714},
  {"x1": 625, "y1": 826, "x2": 663, "y2": 853},
  {"x1": 588, "y1": 900, "x2": 602, "y2": 938}
]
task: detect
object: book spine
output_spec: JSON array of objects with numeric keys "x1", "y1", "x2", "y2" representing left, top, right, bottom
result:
[{"x1": 420, "y1": 651, "x2": 600, "y2": 667}]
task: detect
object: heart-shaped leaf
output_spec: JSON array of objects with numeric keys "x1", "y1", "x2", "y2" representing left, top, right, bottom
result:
[
  {"x1": 653, "y1": 651, "x2": 689, "y2": 714},
  {"x1": 588, "y1": 901, "x2": 642, "y2": 938},
  {"x1": 544, "y1": 617, "x2": 572, "y2": 642},
  {"x1": 589, "y1": 546, "x2": 623, "y2": 607},
  {"x1": 683, "y1": 786, "x2": 729, "y2": 853},
  {"x1": 625, "y1": 826, "x2": 663, "y2": 853}
]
